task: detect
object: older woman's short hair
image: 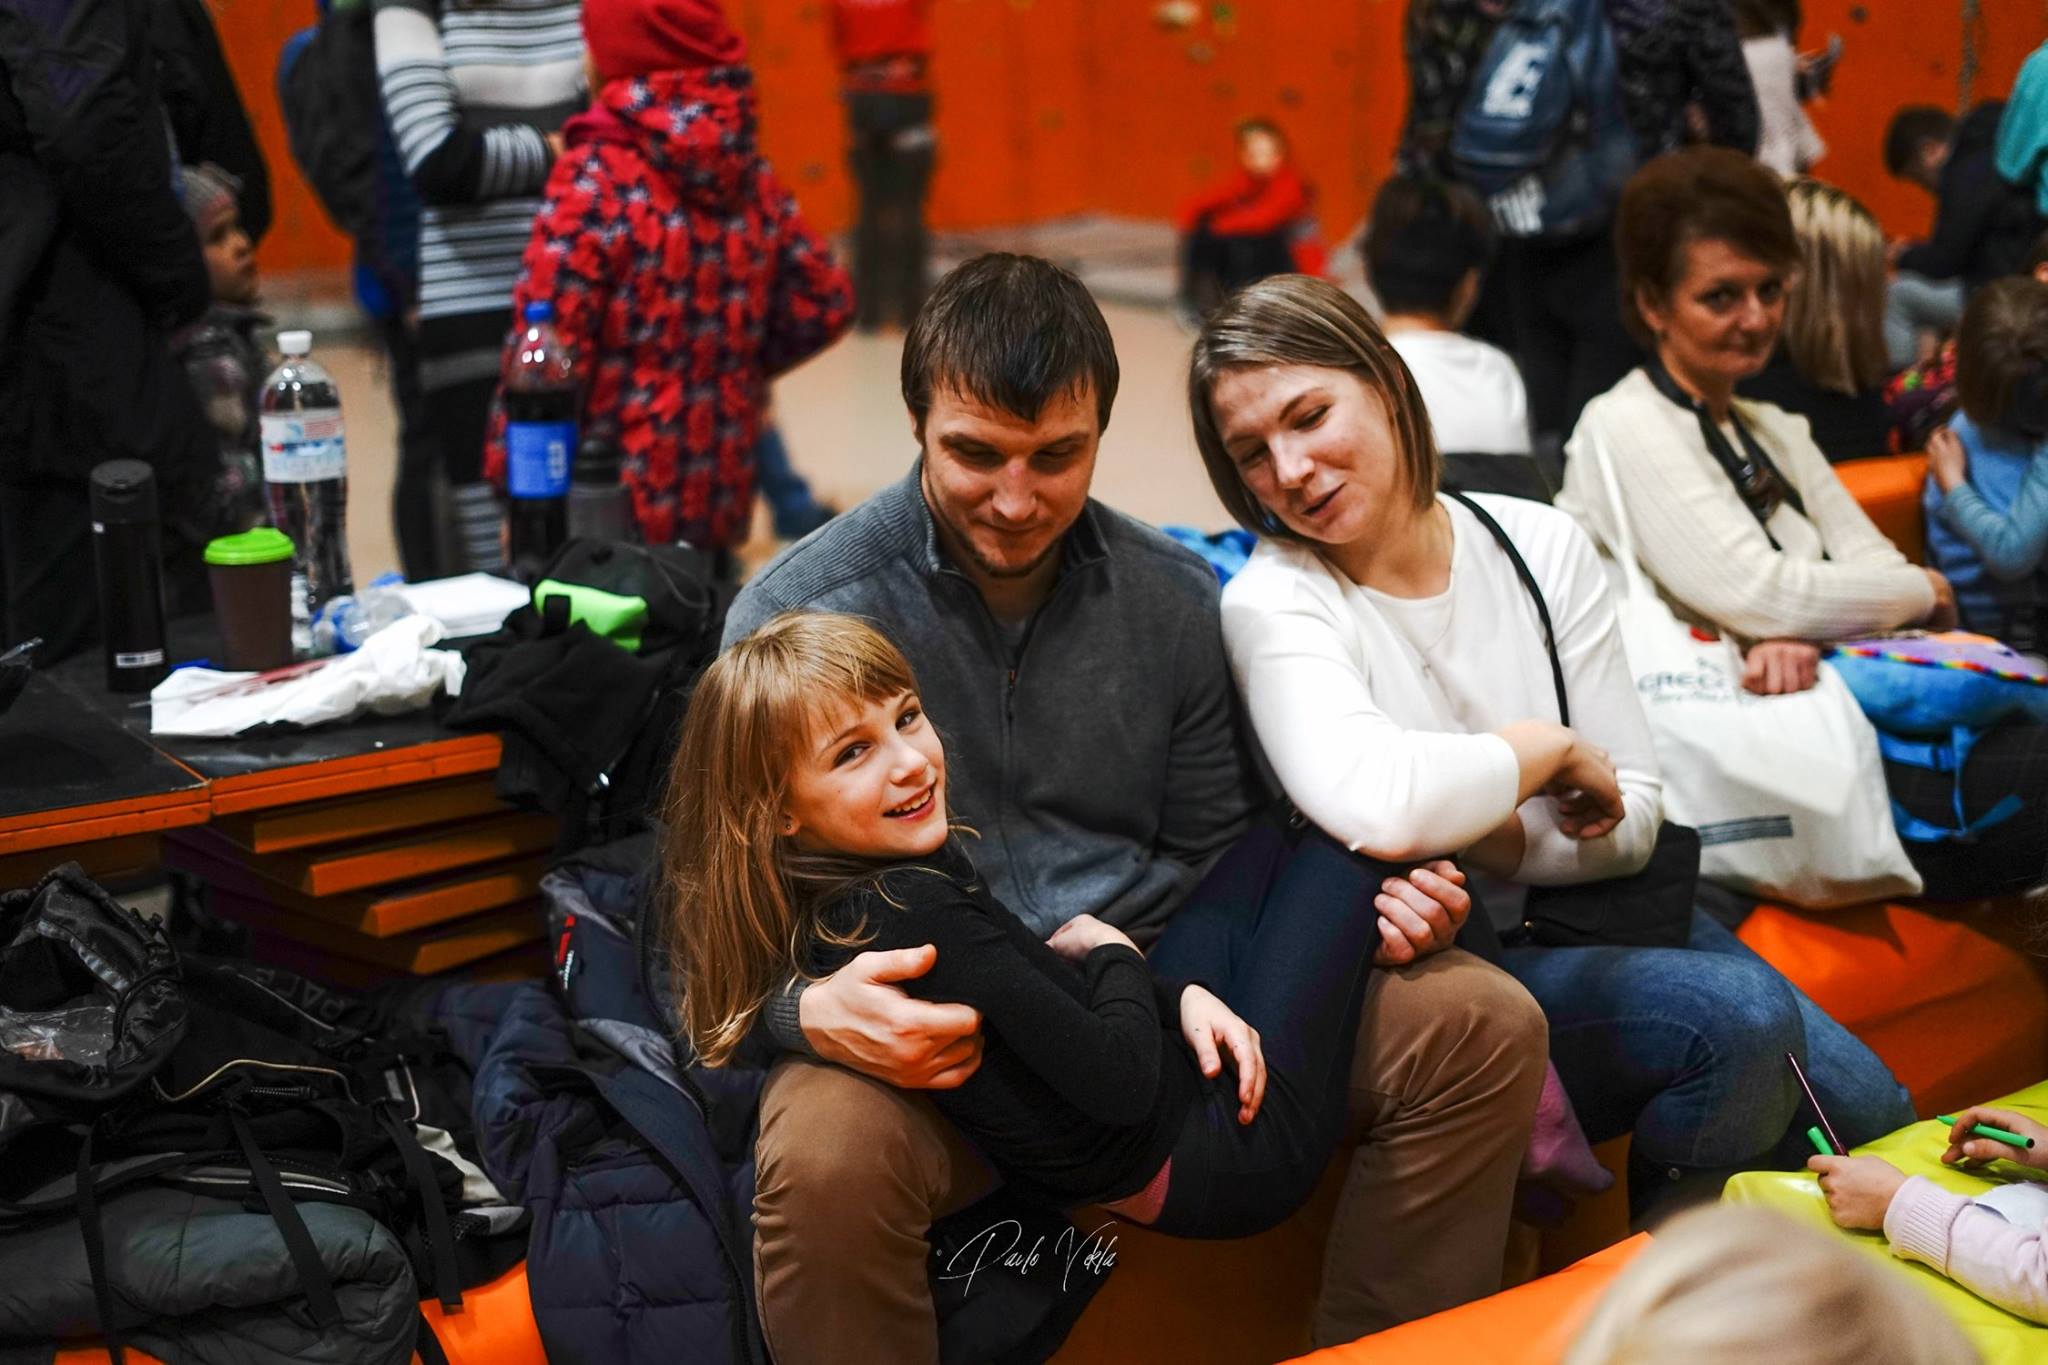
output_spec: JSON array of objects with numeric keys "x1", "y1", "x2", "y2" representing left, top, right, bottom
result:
[
  {"x1": 1187, "y1": 275, "x2": 1439, "y2": 540},
  {"x1": 1614, "y1": 147, "x2": 1801, "y2": 348}
]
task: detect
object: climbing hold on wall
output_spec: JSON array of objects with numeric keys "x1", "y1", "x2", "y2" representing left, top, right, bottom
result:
[
  {"x1": 1153, "y1": 0, "x2": 1199, "y2": 30},
  {"x1": 1187, "y1": 40, "x2": 1214, "y2": 63},
  {"x1": 1278, "y1": 86, "x2": 1303, "y2": 107}
]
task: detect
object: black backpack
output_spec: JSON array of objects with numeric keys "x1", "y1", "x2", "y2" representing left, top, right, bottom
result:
[
  {"x1": 276, "y1": 0, "x2": 384, "y2": 246},
  {"x1": 1447, "y1": 0, "x2": 1638, "y2": 237},
  {"x1": 0, "y1": 865, "x2": 522, "y2": 1363}
]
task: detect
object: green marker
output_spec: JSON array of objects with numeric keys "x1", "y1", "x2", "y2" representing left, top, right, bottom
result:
[
  {"x1": 1937, "y1": 1115, "x2": 2037, "y2": 1150},
  {"x1": 1806, "y1": 1126, "x2": 1834, "y2": 1157}
]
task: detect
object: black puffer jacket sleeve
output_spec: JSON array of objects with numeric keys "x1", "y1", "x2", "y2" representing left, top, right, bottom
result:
[
  {"x1": 0, "y1": 0, "x2": 209, "y2": 328},
  {"x1": 152, "y1": 0, "x2": 272, "y2": 242}
]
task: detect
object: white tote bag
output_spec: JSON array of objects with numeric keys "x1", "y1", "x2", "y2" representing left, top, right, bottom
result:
[{"x1": 1581, "y1": 433, "x2": 1921, "y2": 908}]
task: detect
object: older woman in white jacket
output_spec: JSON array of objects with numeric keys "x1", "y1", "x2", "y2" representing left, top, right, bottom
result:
[{"x1": 1189, "y1": 274, "x2": 1911, "y2": 1217}]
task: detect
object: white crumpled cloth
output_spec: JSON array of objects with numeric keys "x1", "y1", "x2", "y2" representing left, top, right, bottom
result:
[{"x1": 151, "y1": 615, "x2": 467, "y2": 737}]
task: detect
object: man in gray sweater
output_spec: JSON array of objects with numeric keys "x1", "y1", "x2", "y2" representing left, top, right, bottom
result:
[{"x1": 723, "y1": 254, "x2": 1547, "y2": 1360}]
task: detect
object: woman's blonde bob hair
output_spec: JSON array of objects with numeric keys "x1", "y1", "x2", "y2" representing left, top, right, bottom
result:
[
  {"x1": 1783, "y1": 179, "x2": 1890, "y2": 397},
  {"x1": 1187, "y1": 274, "x2": 1441, "y2": 540},
  {"x1": 1564, "y1": 1205, "x2": 1980, "y2": 1365},
  {"x1": 661, "y1": 610, "x2": 924, "y2": 1067}
]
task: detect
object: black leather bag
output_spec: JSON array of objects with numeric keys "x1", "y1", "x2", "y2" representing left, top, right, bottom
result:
[{"x1": 1449, "y1": 492, "x2": 1699, "y2": 950}]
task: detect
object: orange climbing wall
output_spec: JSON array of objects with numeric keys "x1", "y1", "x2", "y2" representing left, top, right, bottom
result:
[
  {"x1": 1799, "y1": 0, "x2": 2048, "y2": 240},
  {"x1": 213, "y1": 0, "x2": 2048, "y2": 275}
]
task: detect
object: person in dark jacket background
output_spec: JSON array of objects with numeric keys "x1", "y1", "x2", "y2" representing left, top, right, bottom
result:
[
  {"x1": 1882, "y1": 103, "x2": 2043, "y2": 368},
  {"x1": 832, "y1": 0, "x2": 933, "y2": 333},
  {"x1": 1401, "y1": 0, "x2": 1759, "y2": 448},
  {"x1": 0, "y1": 0, "x2": 216, "y2": 664},
  {"x1": 152, "y1": 0, "x2": 271, "y2": 243}
]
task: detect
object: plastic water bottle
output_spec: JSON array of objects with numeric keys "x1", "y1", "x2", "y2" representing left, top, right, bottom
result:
[
  {"x1": 504, "y1": 301, "x2": 576, "y2": 582},
  {"x1": 260, "y1": 330, "x2": 354, "y2": 653},
  {"x1": 566, "y1": 434, "x2": 634, "y2": 543}
]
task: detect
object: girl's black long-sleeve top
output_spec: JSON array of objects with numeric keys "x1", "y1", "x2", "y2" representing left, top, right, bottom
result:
[{"x1": 814, "y1": 843, "x2": 1199, "y2": 1206}]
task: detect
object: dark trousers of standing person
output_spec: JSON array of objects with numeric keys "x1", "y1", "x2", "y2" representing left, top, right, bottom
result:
[
  {"x1": 846, "y1": 91, "x2": 934, "y2": 332},
  {"x1": 1886, "y1": 719, "x2": 2048, "y2": 899},
  {"x1": 1486, "y1": 229, "x2": 1642, "y2": 448},
  {"x1": 382, "y1": 311, "x2": 446, "y2": 582},
  {"x1": 418, "y1": 307, "x2": 509, "y2": 572},
  {"x1": 1179, "y1": 221, "x2": 1296, "y2": 317}
]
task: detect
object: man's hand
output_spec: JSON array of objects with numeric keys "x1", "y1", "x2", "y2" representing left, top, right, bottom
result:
[
  {"x1": 797, "y1": 945, "x2": 983, "y2": 1089},
  {"x1": 1178, "y1": 985, "x2": 1265, "y2": 1124},
  {"x1": 1807, "y1": 1154, "x2": 1907, "y2": 1230},
  {"x1": 1372, "y1": 861, "x2": 1471, "y2": 967},
  {"x1": 1740, "y1": 639, "x2": 1822, "y2": 695}
]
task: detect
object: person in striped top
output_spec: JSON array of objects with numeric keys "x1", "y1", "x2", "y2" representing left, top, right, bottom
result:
[{"x1": 373, "y1": 0, "x2": 584, "y2": 571}]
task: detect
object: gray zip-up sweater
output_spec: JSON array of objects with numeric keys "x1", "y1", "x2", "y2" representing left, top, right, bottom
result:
[{"x1": 722, "y1": 464, "x2": 1265, "y2": 1049}]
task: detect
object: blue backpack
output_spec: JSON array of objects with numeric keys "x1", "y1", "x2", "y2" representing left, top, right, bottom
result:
[
  {"x1": 1447, "y1": 0, "x2": 1637, "y2": 239},
  {"x1": 1829, "y1": 633, "x2": 2048, "y2": 845}
]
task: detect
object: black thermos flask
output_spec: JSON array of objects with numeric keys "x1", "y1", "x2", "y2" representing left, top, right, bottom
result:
[{"x1": 89, "y1": 459, "x2": 169, "y2": 693}]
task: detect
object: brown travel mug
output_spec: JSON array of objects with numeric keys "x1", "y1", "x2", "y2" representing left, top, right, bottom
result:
[{"x1": 205, "y1": 528, "x2": 296, "y2": 671}]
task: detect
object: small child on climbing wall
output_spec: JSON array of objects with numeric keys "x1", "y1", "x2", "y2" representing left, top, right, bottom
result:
[{"x1": 1174, "y1": 118, "x2": 1327, "y2": 323}]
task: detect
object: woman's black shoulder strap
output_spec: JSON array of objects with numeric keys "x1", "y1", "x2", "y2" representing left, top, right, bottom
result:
[{"x1": 1443, "y1": 490, "x2": 1570, "y2": 727}]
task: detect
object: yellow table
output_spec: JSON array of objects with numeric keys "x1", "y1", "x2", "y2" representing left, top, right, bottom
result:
[{"x1": 1724, "y1": 1083, "x2": 2048, "y2": 1365}]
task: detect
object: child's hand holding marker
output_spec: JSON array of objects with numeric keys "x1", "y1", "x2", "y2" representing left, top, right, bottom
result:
[
  {"x1": 1807, "y1": 1153, "x2": 1907, "y2": 1230},
  {"x1": 1939, "y1": 1107, "x2": 2048, "y2": 1171},
  {"x1": 1810, "y1": 1106, "x2": 2048, "y2": 1234}
]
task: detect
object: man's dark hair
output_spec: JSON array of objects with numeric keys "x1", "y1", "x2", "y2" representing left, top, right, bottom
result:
[
  {"x1": 1884, "y1": 106, "x2": 1955, "y2": 179},
  {"x1": 901, "y1": 253, "x2": 1120, "y2": 434},
  {"x1": 1362, "y1": 176, "x2": 1493, "y2": 319}
]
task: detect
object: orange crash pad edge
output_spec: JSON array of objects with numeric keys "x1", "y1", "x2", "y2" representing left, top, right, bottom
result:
[{"x1": 1280, "y1": 1233, "x2": 1652, "y2": 1364}]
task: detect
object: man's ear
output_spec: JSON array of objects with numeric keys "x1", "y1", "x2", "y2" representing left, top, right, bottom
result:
[{"x1": 908, "y1": 406, "x2": 925, "y2": 445}]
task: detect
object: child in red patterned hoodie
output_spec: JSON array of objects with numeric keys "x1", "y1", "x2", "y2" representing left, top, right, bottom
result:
[{"x1": 487, "y1": 0, "x2": 854, "y2": 556}]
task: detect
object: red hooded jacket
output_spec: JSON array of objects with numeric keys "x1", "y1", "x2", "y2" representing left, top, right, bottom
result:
[
  {"x1": 1176, "y1": 164, "x2": 1328, "y2": 276},
  {"x1": 487, "y1": 67, "x2": 854, "y2": 551}
]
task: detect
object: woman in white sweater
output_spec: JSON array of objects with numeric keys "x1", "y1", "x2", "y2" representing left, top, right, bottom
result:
[
  {"x1": 1189, "y1": 275, "x2": 1911, "y2": 1216},
  {"x1": 1559, "y1": 146, "x2": 2048, "y2": 899}
]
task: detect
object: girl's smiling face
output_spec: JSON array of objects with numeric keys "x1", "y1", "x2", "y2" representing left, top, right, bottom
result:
[{"x1": 782, "y1": 690, "x2": 949, "y2": 859}]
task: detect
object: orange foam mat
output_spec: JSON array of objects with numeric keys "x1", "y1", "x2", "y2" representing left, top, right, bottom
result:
[
  {"x1": 1836, "y1": 452, "x2": 1930, "y2": 565},
  {"x1": 1739, "y1": 900, "x2": 2048, "y2": 1116},
  {"x1": 51, "y1": 1260, "x2": 544, "y2": 1365},
  {"x1": 1281, "y1": 1233, "x2": 1651, "y2": 1364}
]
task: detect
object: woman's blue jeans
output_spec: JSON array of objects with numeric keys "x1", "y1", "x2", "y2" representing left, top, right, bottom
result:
[{"x1": 1500, "y1": 907, "x2": 1913, "y2": 1214}]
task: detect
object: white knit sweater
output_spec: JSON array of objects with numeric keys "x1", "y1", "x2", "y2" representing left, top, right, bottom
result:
[{"x1": 1557, "y1": 368, "x2": 1935, "y2": 645}]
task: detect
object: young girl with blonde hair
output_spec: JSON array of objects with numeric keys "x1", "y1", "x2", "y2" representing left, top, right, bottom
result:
[
  {"x1": 1565, "y1": 1204, "x2": 1979, "y2": 1364},
  {"x1": 1739, "y1": 178, "x2": 1895, "y2": 461},
  {"x1": 665, "y1": 609, "x2": 1407, "y2": 1233}
]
